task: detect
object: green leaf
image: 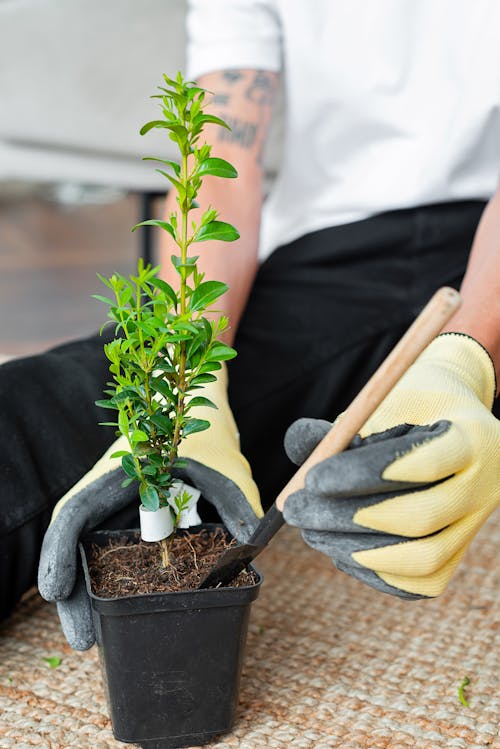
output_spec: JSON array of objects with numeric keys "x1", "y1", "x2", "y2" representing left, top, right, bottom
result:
[
  {"x1": 110, "y1": 450, "x2": 130, "y2": 459},
  {"x1": 122, "y1": 454, "x2": 139, "y2": 479},
  {"x1": 157, "y1": 472, "x2": 172, "y2": 485},
  {"x1": 91, "y1": 294, "x2": 116, "y2": 306},
  {"x1": 162, "y1": 333, "x2": 191, "y2": 343},
  {"x1": 143, "y1": 157, "x2": 181, "y2": 177},
  {"x1": 183, "y1": 418, "x2": 210, "y2": 437},
  {"x1": 195, "y1": 221, "x2": 239, "y2": 243},
  {"x1": 151, "y1": 378, "x2": 176, "y2": 402},
  {"x1": 207, "y1": 342, "x2": 237, "y2": 361},
  {"x1": 191, "y1": 373, "x2": 217, "y2": 385},
  {"x1": 199, "y1": 361, "x2": 222, "y2": 374},
  {"x1": 458, "y1": 676, "x2": 470, "y2": 707},
  {"x1": 150, "y1": 278, "x2": 178, "y2": 307},
  {"x1": 121, "y1": 477, "x2": 136, "y2": 488},
  {"x1": 154, "y1": 361, "x2": 176, "y2": 373},
  {"x1": 150, "y1": 413, "x2": 174, "y2": 435},
  {"x1": 139, "y1": 120, "x2": 171, "y2": 135},
  {"x1": 187, "y1": 85, "x2": 206, "y2": 101},
  {"x1": 172, "y1": 458, "x2": 188, "y2": 469},
  {"x1": 140, "y1": 121, "x2": 188, "y2": 139},
  {"x1": 140, "y1": 484, "x2": 160, "y2": 512},
  {"x1": 172, "y1": 254, "x2": 199, "y2": 268},
  {"x1": 42, "y1": 656, "x2": 62, "y2": 669},
  {"x1": 145, "y1": 453, "x2": 162, "y2": 467},
  {"x1": 156, "y1": 170, "x2": 184, "y2": 192},
  {"x1": 163, "y1": 72, "x2": 181, "y2": 89},
  {"x1": 187, "y1": 396, "x2": 217, "y2": 409},
  {"x1": 172, "y1": 320, "x2": 198, "y2": 334},
  {"x1": 95, "y1": 399, "x2": 118, "y2": 410},
  {"x1": 131, "y1": 429, "x2": 149, "y2": 443},
  {"x1": 197, "y1": 157, "x2": 238, "y2": 179},
  {"x1": 189, "y1": 280, "x2": 228, "y2": 311},
  {"x1": 96, "y1": 272, "x2": 114, "y2": 290},
  {"x1": 170, "y1": 254, "x2": 199, "y2": 277},
  {"x1": 192, "y1": 113, "x2": 231, "y2": 130},
  {"x1": 165, "y1": 123, "x2": 189, "y2": 140},
  {"x1": 172, "y1": 490, "x2": 191, "y2": 515},
  {"x1": 118, "y1": 410, "x2": 129, "y2": 436},
  {"x1": 114, "y1": 388, "x2": 140, "y2": 404},
  {"x1": 132, "y1": 219, "x2": 176, "y2": 241},
  {"x1": 186, "y1": 334, "x2": 204, "y2": 361},
  {"x1": 200, "y1": 207, "x2": 218, "y2": 225}
]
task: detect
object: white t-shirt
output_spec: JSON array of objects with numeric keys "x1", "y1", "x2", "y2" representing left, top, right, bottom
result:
[{"x1": 187, "y1": 0, "x2": 500, "y2": 261}]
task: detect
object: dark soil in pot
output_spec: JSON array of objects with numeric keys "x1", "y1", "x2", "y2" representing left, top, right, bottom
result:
[
  {"x1": 80, "y1": 525, "x2": 262, "y2": 749},
  {"x1": 87, "y1": 526, "x2": 257, "y2": 597}
]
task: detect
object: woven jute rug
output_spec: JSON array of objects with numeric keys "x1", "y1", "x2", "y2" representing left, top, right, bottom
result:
[{"x1": 0, "y1": 518, "x2": 499, "y2": 749}]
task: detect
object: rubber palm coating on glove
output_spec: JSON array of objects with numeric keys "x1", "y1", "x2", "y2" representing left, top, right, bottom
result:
[
  {"x1": 283, "y1": 334, "x2": 499, "y2": 599},
  {"x1": 284, "y1": 419, "x2": 446, "y2": 599}
]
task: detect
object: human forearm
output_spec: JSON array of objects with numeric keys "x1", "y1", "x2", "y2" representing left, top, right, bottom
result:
[
  {"x1": 441, "y1": 186, "x2": 500, "y2": 388},
  {"x1": 159, "y1": 69, "x2": 278, "y2": 344},
  {"x1": 160, "y1": 160, "x2": 260, "y2": 345}
]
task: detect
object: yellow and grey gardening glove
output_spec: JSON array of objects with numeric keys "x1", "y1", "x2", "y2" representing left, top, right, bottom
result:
[
  {"x1": 38, "y1": 363, "x2": 262, "y2": 649},
  {"x1": 176, "y1": 362, "x2": 262, "y2": 532},
  {"x1": 283, "y1": 333, "x2": 499, "y2": 599}
]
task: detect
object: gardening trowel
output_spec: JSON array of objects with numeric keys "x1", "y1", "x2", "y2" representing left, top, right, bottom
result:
[{"x1": 198, "y1": 287, "x2": 462, "y2": 590}]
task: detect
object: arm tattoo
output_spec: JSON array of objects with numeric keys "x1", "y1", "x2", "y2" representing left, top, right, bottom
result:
[
  {"x1": 245, "y1": 71, "x2": 275, "y2": 106},
  {"x1": 218, "y1": 117, "x2": 258, "y2": 149},
  {"x1": 212, "y1": 93, "x2": 230, "y2": 106},
  {"x1": 223, "y1": 70, "x2": 243, "y2": 84}
]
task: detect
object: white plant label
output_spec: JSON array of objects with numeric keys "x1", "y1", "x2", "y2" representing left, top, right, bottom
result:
[{"x1": 139, "y1": 481, "x2": 201, "y2": 541}]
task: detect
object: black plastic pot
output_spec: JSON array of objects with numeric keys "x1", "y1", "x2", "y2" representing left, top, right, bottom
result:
[{"x1": 80, "y1": 526, "x2": 262, "y2": 749}]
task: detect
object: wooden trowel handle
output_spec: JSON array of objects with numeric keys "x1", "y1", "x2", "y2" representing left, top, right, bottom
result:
[{"x1": 275, "y1": 286, "x2": 461, "y2": 513}]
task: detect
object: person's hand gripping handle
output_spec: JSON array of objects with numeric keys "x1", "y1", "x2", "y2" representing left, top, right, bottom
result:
[
  {"x1": 283, "y1": 283, "x2": 499, "y2": 599},
  {"x1": 276, "y1": 287, "x2": 462, "y2": 513}
]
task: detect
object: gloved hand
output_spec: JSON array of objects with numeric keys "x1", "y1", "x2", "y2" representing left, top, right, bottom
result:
[
  {"x1": 38, "y1": 363, "x2": 262, "y2": 650},
  {"x1": 283, "y1": 333, "x2": 499, "y2": 599}
]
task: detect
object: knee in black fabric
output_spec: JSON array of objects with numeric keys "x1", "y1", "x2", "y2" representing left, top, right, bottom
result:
[
  {"x1": 0, "y1": 332, "x2": 116, "y2": 616},
  {"x1": 0, "y1": 507, "x2": 51, "y2": 620}
]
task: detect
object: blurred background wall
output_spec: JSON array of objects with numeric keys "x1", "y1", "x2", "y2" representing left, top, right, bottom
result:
[
  {"x1": 0, "y1": 0, "x2": 186, "y2": 190},
  {"x1": 0, "y1": 0, "x2": 283, "y2": 358},
  {"x1": 0, "y1": 0, "x2": 187, "y2": 356}
]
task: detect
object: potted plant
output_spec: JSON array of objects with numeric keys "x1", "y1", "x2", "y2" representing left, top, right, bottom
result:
[{"x1": 79, "y1": 72, "x2": 262, "y2": 749}]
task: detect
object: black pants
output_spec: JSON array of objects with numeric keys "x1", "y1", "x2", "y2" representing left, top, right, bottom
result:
[{"x1": 0, "y1": 199, "x2": 491, "y2": 618}]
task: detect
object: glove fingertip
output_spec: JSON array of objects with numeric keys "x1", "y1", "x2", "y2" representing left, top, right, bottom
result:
[
  {"x1": 56, "y1": 577, "x2": 96, "y2": 651},
  {"x1": 38, "y1": 530, "x2": 77, "y2": 602},
  {"x1": 281, "y1": 490, "x2": 306, "y2": 528},
  {"x1": 284, "y1": 418, "x2": 332, "y2": 465}
]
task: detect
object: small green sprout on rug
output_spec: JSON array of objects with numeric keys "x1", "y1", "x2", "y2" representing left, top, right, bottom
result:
[
  {"x1": 42, "y1": 656, "x2": 62, "y2": 669},
  {"x1": 458, "y1": 675, "x2": 470, "y2": 707}
]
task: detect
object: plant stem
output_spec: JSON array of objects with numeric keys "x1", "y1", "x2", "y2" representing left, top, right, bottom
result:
[
  {"x1": 160, "y1": 538, "x2": 170, "y2": 567},
  {"x1": 160, "y1": 130, "x2": 191, "y2": 568},
  {"x1": 168, "y1": 135, "x2": 189, "y2": 468}
]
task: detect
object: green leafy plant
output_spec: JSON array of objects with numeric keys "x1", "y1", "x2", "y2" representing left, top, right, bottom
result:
[
  {"x1": 42, "y1": 656, "x2": 62, "y2": 669},
  {"x1": 458, "y1": 675, "x2": 470, "y2": 707},
  {"x1": 95, "y1": 72, "x2": 239, "y2": 564}
]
